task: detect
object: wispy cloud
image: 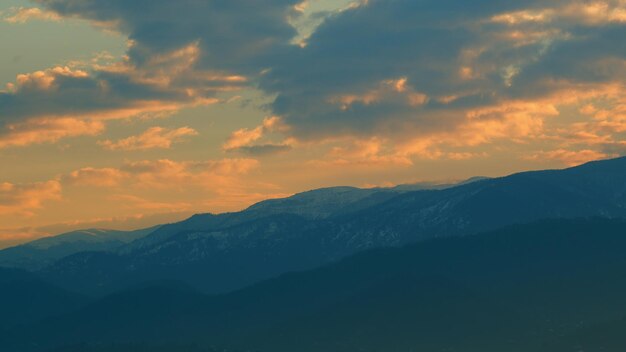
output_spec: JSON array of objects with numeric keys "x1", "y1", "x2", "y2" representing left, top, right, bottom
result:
[
  {"x1": 524, "y1": 149, "x2": 612, "y2": 166},
  {"x1": 0, "y1": 181, "x2": 62, "y2": 216},
  {"x1": 0, "y1": 118, "x2": 104, "y2": 149},
  {"x1": 2, "y1": 7, "x2": 61, "y2": 24},
  {"x1": 99, "y1": 126, "x2": 198, "y2": 151},
  {"x1": 223, "y1": 116, "x2": 292, "y2": 155}
]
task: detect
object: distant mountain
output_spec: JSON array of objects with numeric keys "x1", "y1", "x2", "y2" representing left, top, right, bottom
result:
[
  {"x1": 123, "y1": 182, "x2": 466, "y2": 251},
  {"x1": 0, "y1": 227, "x2": 158, "y2": 270},
  {"x1": 38, "y1": 157, "x2": 626, "y2": 295},
  {"x1": 8, "y1": 218, "x2": 626, "y2": 352},
  {"x1": 0, "y1": 267, "x2": 87, "y2": 330},
  {"x1": 0, "y1": 183, "x2": 457, "y2": 273}
]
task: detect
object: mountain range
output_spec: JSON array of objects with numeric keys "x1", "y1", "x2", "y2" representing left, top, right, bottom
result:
[
  {"x1": 3, "y1": 218, "x2": 626, "y2": 351},
  {"x1": 4, "y1": 157, "x2": 626, "y2": 350},
  {"x1": 0, "y1": 227, "x2": 159, "y2": 270},
  {"x1": 15, "y1": 156, "x2": 626, "y2": 295}
]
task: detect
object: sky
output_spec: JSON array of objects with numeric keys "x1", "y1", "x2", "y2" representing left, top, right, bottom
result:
[{"x1": 1, "y1": 0, "x2": 626, "y2": 248}]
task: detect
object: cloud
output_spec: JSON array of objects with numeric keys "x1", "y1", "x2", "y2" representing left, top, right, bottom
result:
[
  {"x1": 37, "y1": 0, "x2": 301, "y2": 74},
  {"x1": 1, "y1": 65, "x2": 186, "y2": 128},
  {"x1": 21, "y1": 0, "x2": 626, "y2": 164},
  {"x1": 0, "y1": 227, "x2": 49, "y2": 249},
  {"x1": 106, "y1": 194, "x2": 192, "y2": 211},
  {"x1": 319, "y1": 137, "x2": 413, "y2": 166},
  {"x1": 255, "y1": 0, "x2": 626, "y2": 162},
  {"x1": 223, "y1": 126, "x2": 265, "y2": 151},
  {"x1": 99, "y1": 126, "x2": 198, "y2": 151},
  {"x1": 120, "y1": 158, "x2": 259, "y2": 189},
  {"x1": 2, "y1": 7, "x2": 62, "y2": 23},
  {"x1": 0, "y1": 117, "x2": 104, "y2": 148},
  {"x1": 62, "y1": 167, "x2": 126, "y2": 187},
  {"x1": 232, "y1": 144, "x2": 293, "y2": 156},
  {"x1": 63, "y1": 158, "x2": 260, "y2": 190},
  {"x1": 55, "y1": 157, "x2": 291, "y2": 219},
  {"x1": 0, "y1": 181, "x2": 62, "y2": 216},
  {"x1": 524, "y1": 149, "x2": 612, "y2": 166},
  {"x1": 223, "y1": 116, "x2": 292, "y2": 154},
  {"x1": 0, "y1": 47, "x2": 231, "y2": 147}
]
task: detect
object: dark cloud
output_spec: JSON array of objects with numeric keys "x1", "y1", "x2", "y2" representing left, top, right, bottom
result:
[
  {"x1": 0, "y1": 67, "x2": 189, "y2": 125},
  {"x1": 0, "y1": 0, "x2": 300, "y2": 140},
  {"x1": 511, "y1": 25, "x2": 626, "y2": 96},
  {"x1": 257, "y1": 0, "x2": 626, "y2": 140},
  {"x1": 37, "y1": 0, "x2": 301, "y2": 74},
  {"x1": 229, "y1": 144, "x2": 292, "y2": 156},
  {"x1": 16, "y1": 0, "x2": 626, "y2": 148}
]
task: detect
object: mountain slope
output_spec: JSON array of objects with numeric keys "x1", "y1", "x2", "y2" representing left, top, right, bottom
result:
[
  {"x1": 39, "y1": 157, "x2": 626, "y2": 295},
  {"x1": 122, "y1": 179, "x2": 478, "y2": 252},
  {"x1": 0, "y1": 227, "x2": 158, "y2": 270},
  {"x1": 9, "y1": 218, "x2": 626, "y2": 352},
  {"x1": 0, "y1": 267, "x2": 87, "y2": 329}
]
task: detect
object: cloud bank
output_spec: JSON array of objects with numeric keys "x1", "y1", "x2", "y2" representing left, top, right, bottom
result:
[{"x1": 1, "y1": 0, "x2": 614, "y2": 161}]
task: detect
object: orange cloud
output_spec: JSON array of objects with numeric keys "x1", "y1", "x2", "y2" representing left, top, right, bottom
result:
[
  {"x1": 490, "y1": 2, "x2": 626, "y2": 27},
  {"x1": 524, "y1": 149, "x2": 612, "y2": 167},
  {"x1": 0, "y1": 118, "x2": 105, "y2": 149},
  {"x1": 223, "y1": 126, "x2": 265, "y2": 151},
  {"x1": 330, "y1": 77, "x2": 428, "y2": 110},
  {"x1": 395, "y1": 99, "x2": 554, "y2": 159},
  {"x1": 63, "y1": 167, "x2": 127, "y2": 187},
  {"x1": 63, "y1": 158, "x2": 260, "y2": 190},
  {"x1": 120, "y1": 158, "x2": 259, "y2": 188},
  {"x1": 316, "y1": 138, "x2": 413, "y2": 167},
  {"x1": 223, "y1": 116, "x2": 291, "y2": 153},
  {"x1": 0, "y1": 181, "x2": 62, "y2": 216},
  {"x1": 99, "y1": 126, "x2": 198, "y2": 151},
  {"x1": 9, "y1": 66, "x2": 88, "y2": 91},
  {"x1": 2, "y1": 7, "x2": 62, "y2": 24},
  {"x1": 0, "y1": 44, "x2": 240, "y2": 149},
  {"x1": 562, "y1": 1, "x2": 626, "y2": 25},
  {"x1": 491, "y1": 9, "x2": 553, "y2": 24},
  {"x1": 0, "y1": 226, "x2": 49, "y2": 249},
  {"x1": 107, "y1": 194, "x2": 192, "y2": 211}
]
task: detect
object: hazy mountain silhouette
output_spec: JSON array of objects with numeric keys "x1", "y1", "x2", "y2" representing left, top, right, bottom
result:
[
  {"x1": 0, "y1": 227, "x2": 159, "y2": 270},
  {"x1": 34, "y1": 157, "x2": 626, "y2": 295},
  {"x1": 5, "y1": 218, "x2": 626, "y2": 352},
  {"x1": 0, "y1": 181, "x2": 461, "y2": 273},
  {"x1": 0, "y1": 267, "x2": 87, "y2": 330}
]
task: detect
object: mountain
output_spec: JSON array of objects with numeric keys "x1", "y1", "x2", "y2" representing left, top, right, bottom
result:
[
  {"x1": 0, "y1": 227, "x2": 159, "y2": 270},
  {"x1": 37, "y1": 157, "x2": 626, "y2": 295},
  {"x1": 7, "y1": 218, "x2": 626, "y2": 352},
  {"x1": 122, "y1": 181, "x2": 468, "y2": 251},
  {"x1": 0, "y1": 267, "x2": 87, "y2": 330}
]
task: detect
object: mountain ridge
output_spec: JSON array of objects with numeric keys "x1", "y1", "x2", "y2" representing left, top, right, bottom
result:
[
  {"x1": 6, "y1": 218, "x2": 626, "y2": 352},
  {"x1": 36, "y1": 156, "x2": 626, "y2": 295}
]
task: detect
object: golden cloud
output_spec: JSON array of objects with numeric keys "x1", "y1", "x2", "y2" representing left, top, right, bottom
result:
[
  {"x1": 223, "y1": 116, "x2": 291, "y2": 153},
  {"x1": 62, "y1": 167, "x2": 127, "y2": 187},
  {"x1": 524, "y1": 149, "x2": 612, "y2": 166},
  {"x1": 63, "y1": 158, "x2": 260, "y2": 190},
  {"x1": 0, "y1": 118, "x2": 105, "y2": 149},
  {"x1": 0, "y1": 180, "x2": 62, "y2": 216},
  {"x1": 99, "y1": 126, "x2": 198, "y2": 151},
  {"x1": 2, "y1": 7, "x2": 62, "y2": 24}
]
